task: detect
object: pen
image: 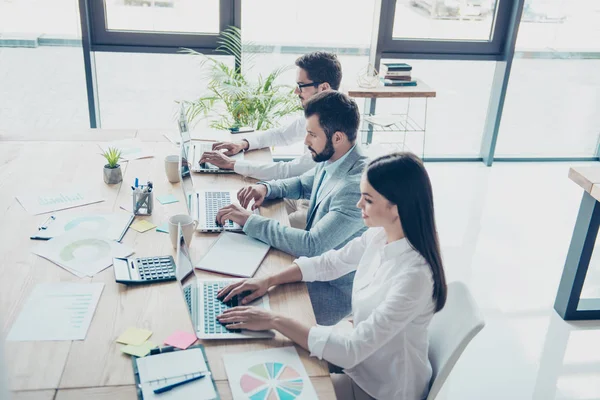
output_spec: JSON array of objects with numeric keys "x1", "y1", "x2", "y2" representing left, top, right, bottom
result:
[
  {"x1": 153, "y1": 374, "x2": 205, "y2": 394},
  {"x1": 135, "y1": 178, "x2": 139, "y2": 188},
  {"x1": 38, "y1": 215, "x2": 56, "y2": 230},
  {"x1": 30, "y1": 236, "x2": 51, "y2": 241}
]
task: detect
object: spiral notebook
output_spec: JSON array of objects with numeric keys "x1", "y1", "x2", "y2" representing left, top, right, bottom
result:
[{"x1": 133, "y1": 345, "x2": 219, "y2": 400}]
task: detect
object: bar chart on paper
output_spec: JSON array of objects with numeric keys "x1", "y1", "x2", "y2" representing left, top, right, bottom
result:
[{"x1": 6, "y1": 283, "x2": 104, "y2": 341}]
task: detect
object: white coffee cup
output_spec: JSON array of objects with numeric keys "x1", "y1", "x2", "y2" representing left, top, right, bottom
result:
[
  {"x1": 168, "y1": 214, "x2": 197, "y2": 249},
  {"x1": 165, "y1": 155, "x2": 180, "y2": 183}
]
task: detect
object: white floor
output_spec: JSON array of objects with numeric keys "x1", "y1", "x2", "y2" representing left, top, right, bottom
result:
[{"x1": 424, "y1": 161, "x2": 600, "y2": 400}]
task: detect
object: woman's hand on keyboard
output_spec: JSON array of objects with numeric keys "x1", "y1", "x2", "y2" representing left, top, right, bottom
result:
[
  {"x1": 217, "y1": 277, "x2": 270, "y2": 304},
  {"x1": 217, "y1": 306, "x2": 276, "y2": 331}
]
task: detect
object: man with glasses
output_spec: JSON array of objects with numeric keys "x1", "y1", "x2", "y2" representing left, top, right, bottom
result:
[{"x1": 199, "y1": 52, "x2": 342, "y2": 228}]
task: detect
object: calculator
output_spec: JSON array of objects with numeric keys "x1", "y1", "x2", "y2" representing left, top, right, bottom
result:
[{"x1": 113, "y1": 256, "x2": 177, "y2": 284}]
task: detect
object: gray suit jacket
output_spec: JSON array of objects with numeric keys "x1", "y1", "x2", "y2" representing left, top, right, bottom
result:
[{"x1": 243, "y1": 145, "x2": 368, "y2": 257}]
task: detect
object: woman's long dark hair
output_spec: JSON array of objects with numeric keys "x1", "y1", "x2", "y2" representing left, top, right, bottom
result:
[{"x1": 366, "y1": 152, "x2": 447, "y2": 312}]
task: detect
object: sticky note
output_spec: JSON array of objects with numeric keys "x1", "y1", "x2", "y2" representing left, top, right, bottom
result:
[
  {"x1": 156, "y1": 223, "x2": 169, "y2": 234},
  {"x1": 156, "y1": 194, "x2": 179, "y2": 205},
  {"x1": 164, "y1": 330, "x2": 197, "y2": 350},
  {"x1": 116, "y1": 327, "x2": 153, "y2": 346},
  {"x1": 130, "y1": 220, "x2": 156, "y2": 233},
  {"x1": 121, "y1": 340, "x2": 157, "y2": 357}
]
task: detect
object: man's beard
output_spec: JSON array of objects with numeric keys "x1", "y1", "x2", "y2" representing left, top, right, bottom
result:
[{"x1": 309, "y1": 138, "x2": 335, "y2": 162}]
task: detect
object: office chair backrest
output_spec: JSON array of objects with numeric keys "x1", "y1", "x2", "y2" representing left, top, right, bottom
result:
[{"x1": 426, "y1": 281, "x2": 485, "y2": 400}]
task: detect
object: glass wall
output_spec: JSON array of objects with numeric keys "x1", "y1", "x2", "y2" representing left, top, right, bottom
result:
[
  {"x1": 495, "y1": 0, "x2": 600, "y2": 157},
  {"x1": 95, "y1": 53, "x2": 230, "y2": 129},
  {"x1": 374, "y1": 59, "x2": 495, "y2": 158},
  {"x1": 0, "y1": 0, "x2": 87, "y2": 130},
  {"x1": 104, "y1": 0, "x2": 219, "y2": 34},
  {"x1": 392, "y1": 0, "x2": 499, "y2": 41}
]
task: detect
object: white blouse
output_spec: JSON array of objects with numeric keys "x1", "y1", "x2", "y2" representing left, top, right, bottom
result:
[{"x1": 294, "y1": 227, "x2": 435, "y2": 400}]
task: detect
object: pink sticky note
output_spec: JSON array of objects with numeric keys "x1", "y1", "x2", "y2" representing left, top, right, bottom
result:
[{"x1": 164, "y1": 331, "x2": 197, "y2": 350}]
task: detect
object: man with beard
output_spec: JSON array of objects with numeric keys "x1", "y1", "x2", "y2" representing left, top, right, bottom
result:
[
  {"x1": 199, "y1": 51, "x2": 342, "y2": 229},
  {"x1": 215, "y1": 91, "x2": 367, "y2": 325}
]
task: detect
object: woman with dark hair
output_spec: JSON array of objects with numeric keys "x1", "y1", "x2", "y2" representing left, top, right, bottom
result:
[{"x1": 217, "y1": 152, "x2": 447, "y2": 400}]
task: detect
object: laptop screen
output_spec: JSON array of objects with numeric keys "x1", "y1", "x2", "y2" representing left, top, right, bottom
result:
[{"x1": 175, "y1": 223, "x2": 194, "y2": 282}]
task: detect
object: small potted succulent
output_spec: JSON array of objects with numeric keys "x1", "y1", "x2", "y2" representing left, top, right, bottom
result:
[{"x1": 101, "y1": 147, "x2": 123, "y2": 184}]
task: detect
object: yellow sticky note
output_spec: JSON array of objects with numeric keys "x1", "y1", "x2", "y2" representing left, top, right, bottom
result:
[
  {"x1": 121, "y1": 341, "x2": 158, "y2": 358},
  {"x1": 130, "y1": 220, "x2": 156, "y2": 233},
  {"x1": 116, "y1": 327, "x2": 153, "y2": 346}
]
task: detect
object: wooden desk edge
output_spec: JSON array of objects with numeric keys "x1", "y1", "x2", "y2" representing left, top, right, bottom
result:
[{"x1": 569, "y1": 166, "x2": 600, "y2": 194}]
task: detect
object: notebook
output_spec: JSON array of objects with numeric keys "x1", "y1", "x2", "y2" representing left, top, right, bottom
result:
[
  {"x1": 195, "y1": 232, "x2": 270, "y2": 277},
  {"x1": 133, "y1": 345, "x2": 219, "y2": 400}
]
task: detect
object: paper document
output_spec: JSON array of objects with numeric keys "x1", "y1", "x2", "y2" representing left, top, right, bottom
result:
[
  {"x1": 223, "y1": 346, "x2": 317, "y2": 400},
  {"x1": 137, "y1": 348, "x2": 217, "y2": 400},
  {"x1": 7, "y1": 283, "x2": 104, "y2": 341},
  {"x1": 33, "y1": 229, "x2": 134, "y2": 277},
  {"x1": 16, "y1": 190, "x2": 105, "y2": 215},
  {"x1": 32, "y1": 211, "x2": 133, "y2": 242},
  {"x1": 98, "y1": 138, "x2": 154, "y2": 161}
]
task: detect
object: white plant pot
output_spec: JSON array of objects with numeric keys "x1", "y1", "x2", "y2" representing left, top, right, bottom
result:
[{"x1": 103, "y1": 164, "x2": 122, "y2": 184}]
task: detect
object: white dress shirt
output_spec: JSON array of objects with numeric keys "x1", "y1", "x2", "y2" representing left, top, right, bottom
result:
[
  {"x1": 295, "y1": 227, "x2": 435, "y2": 400},
  {"x1": 234, "y1": 116, "x2": 316, "y2": 180}
]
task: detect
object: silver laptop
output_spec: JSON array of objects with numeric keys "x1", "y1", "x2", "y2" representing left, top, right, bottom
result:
[
  {"x1": 177, "y1": 231, "x2": 274, "y2": 340},
  {"x1": 177, "y1": 105, "x2": 244, "y2": 174},
  {"x1": 181, "y1": 179, "x2": 257, "y2": 233}
]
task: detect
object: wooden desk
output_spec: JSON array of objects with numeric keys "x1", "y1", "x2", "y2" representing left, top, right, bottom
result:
[
  {"x1": 554, "y1": 167, "x2": 600, "y2": 320},
  {"x1": 1, "y1": 130, "x2": 333, "y2": 398}
]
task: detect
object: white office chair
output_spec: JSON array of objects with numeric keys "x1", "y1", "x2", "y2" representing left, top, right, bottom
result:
[{"x1": 426, "y1": 281, "x2": 485, "y2": 400}]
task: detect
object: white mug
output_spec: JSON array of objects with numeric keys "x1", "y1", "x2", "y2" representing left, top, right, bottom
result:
[
  {"x1": 168, "y1": 214, "x2": 197, "y2": 249},
  {"x1": 165, "y1": 155, "x2": 181, "y2": 183}
]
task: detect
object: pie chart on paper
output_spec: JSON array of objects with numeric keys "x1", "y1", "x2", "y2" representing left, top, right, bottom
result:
[{"x1": 239, "y1": 362, "x2": 304, "y2": 400}]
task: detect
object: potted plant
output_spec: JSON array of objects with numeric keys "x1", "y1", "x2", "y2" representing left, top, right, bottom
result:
[
  {"x1": 101, "y1": 147, "x2": 123, "y2": 184},
  {"x1": 181, "y1": 27, "x2": 302, "y2": 130}
]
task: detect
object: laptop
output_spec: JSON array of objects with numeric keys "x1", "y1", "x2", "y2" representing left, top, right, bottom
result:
[
  {"x1": 178, "y1": 105, "x2": 244, "y2": 174},
  {"x1": 179, "y1": 166, "x2": 258, "y2": 233},
  {"x1": 177, "y1": 230, "x2": 274, "y2": 340}
]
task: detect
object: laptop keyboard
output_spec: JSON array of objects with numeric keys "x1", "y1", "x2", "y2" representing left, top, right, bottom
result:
[
  {"x1": 205, "y1": 192, "x2": 235, "y2": 229},
  {"x1": 203, "y1": 282, "x2": 242, "y2": 334}
]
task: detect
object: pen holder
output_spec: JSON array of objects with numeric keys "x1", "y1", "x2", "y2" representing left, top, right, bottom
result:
[{"x1": 132, "y1": 191, "x2": 153, "y2": 215}]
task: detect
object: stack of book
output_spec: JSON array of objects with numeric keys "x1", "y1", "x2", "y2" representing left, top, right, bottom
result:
[{"x1": 381, "y1": 63, "x2": 417, "y2": 87}]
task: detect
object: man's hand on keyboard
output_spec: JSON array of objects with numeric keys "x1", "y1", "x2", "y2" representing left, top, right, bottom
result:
[
  {"x1": 215, "y1": 204, "x2": 252, "y2": 227},
  {"x1": 212, "y1": 140, "x2": 248, "y2": 156},
  {"x1": 237, "y1": 185, "x2": 267, "y2": 210},
  {"x1": 198, "y1": 151, "x2": 235, "y2": 170}
]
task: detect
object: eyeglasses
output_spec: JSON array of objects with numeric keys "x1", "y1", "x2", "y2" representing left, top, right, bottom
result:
[{"x1": 296, "y1": 81, "x2": 323, "y2": 92}]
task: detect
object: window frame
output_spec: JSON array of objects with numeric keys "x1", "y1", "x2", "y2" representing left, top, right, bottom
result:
[
  {"x1": 378, "y1": 0, "x2": 515, "y2": 61},
  {"x1": 88, "y1": 0, "x2": 239, "y2": 52}
]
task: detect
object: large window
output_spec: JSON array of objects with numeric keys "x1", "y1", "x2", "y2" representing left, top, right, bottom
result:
[
  {"x1": 374, "y1": 59, "x2": 495, "y2": 158},
  {"x1": 392, "y1": 0, "x2": 499, "y2": 41},
  {"x1": 242, "y1": 0, "x2": 375, "y2": 49},
  {"x1": 0, "y1": 0, "x2": 87, "y2": 130},
  {"x1": 95, "y1": 52, "x2": 229, "y2": 128},
  {"x1": 495, "y1": 0, "x2": 600, "y2": 157},
  {"x1": 89, "y1": 0, "x2": 235, "y2": 49},
  {"x1": 104, "y1": 0, "x2": 220, "y2": 34}
]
